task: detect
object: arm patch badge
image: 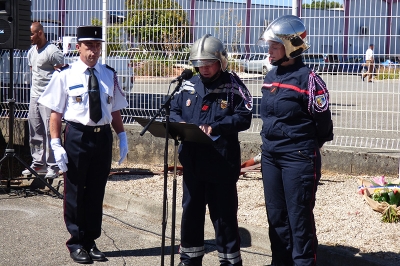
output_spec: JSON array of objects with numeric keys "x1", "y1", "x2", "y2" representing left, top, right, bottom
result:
[{"x1": 315, "y1": 94, "x2": 327, "y2": 108}]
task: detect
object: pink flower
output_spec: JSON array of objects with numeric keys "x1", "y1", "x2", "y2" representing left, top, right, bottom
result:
[{"x1": 372, "y1": 176, "x2": 387, "y2": 186}]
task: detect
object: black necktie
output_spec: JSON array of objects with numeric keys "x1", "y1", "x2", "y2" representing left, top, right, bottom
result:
[{"x1": 88, "y1": 68, "x2": 102, "y2": 123}]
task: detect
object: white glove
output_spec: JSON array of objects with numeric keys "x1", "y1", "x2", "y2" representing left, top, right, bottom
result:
[
  {"x1": 50, "y1": 138, "x2": 68, "y2": 172},
  {"x1": 118, "y1": 131, "x2": 128, "y2": 165}
]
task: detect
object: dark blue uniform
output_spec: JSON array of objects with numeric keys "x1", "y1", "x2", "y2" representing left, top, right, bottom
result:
[
  {"x1": 260, "y1": 59, "x2": 333, "y2": 266},
  {"x1": 170, "y1": 71, "x2": 252, "y2": 266}
]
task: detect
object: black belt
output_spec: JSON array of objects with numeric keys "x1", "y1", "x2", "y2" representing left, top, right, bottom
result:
[{"x1": 66, "y1": 121, "x2": 110, "y2": 133}]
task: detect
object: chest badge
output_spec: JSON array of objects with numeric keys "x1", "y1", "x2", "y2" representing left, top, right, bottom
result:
[
  {"x1": 186, "y1": 99, "x2": 191, "y2": 107},
  {"x1": 76, "y1": 96, "x2": 82, "y2": 102},
  {"x1": 220, "y1": 100, "x2": 228, "y2": 109}
]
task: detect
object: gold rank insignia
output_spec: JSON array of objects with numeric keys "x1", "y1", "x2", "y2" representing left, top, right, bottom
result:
[
  {"x1": 76, "y1": 96, "x2": 82, "y2": 102},
  {"x1": 186, "y1": 99, "x2": 191, "y2": 107},
  {"x1": 220, "y1": 100, "x2": 228, "y2": 109}
]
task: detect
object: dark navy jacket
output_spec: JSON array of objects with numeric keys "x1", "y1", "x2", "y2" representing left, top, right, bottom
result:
[
  {"x1": 260, "y1": 59, "x2": 333, "y2": 153},
  {"x1": 170, "y1": 71, "x2": 253, "y2": 183}
]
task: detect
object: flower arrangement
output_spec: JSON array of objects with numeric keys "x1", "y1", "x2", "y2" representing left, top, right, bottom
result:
[{"x1": 358, "y1": 176, "x2": 400, "y2": 223}]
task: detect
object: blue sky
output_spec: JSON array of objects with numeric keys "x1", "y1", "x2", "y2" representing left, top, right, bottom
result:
[{"x1": 215, "y1": 0, "x2": 344, "y2": 6}]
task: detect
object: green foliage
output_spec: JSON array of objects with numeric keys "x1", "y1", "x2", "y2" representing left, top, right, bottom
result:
[
  {"x1": 214, "y1": 8, "x2": 243, "y2": 53},
  {"x1": 134, "y1": 60, "x2": 175, "y2": 77},
  {"x1": 375, "y1": 67, "x2": 400, "y2": 80},
  {"x1": 381, "y1": 205, "x2": 400, "y2": 223},
  {"x1": 302, "y1": 0, "x2": 342, "y2": 9},
  {"x1": 228, "y1": 60, "x2": 243, "y2": 73},
  {"x1": 91, "y1": 18, "x2": 124, "y2": 55},
  {"x1": 125, "y1": 0, "x2": 191, "y2": 53}
]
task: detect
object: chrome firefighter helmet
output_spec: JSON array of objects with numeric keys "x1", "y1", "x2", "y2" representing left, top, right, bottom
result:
[
  {"x1": 257, "y1": 15, "x2": 310, "y2": 59},
  {"x1": 190, "y1": 34, "x2": 228, "y2": 72}
]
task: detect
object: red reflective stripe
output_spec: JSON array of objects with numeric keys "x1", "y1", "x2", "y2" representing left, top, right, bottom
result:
[{"x1": 266, "y1": 82, "x2": 309, "y2": 95}]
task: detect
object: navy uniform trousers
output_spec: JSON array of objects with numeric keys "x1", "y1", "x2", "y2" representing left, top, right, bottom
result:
[
  {"x1": 180, "y1": 168, "x2": 242, "y2": 266},
  {"x1": 63, "y1": 122, "x2": 113, "y2": 252},
  {"x1": 261, "y1": 148, "x2": 321, "y2": 266}
]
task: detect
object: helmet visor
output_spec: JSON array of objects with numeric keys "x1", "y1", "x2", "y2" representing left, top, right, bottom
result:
[
  {"x1": 257, "y1": 28, "x2": 282, "y2": 47},
  {"x1": 191, "y1": 59, "x2": 219, "y2": 67}
]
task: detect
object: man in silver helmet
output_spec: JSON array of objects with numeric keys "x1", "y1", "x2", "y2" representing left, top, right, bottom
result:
[
  {"x1": 170, "y1": 34, "x2": 253, "y2": 266},
  {"x1": 257, "y1": 15, "x2": 333, "y2": 266}
]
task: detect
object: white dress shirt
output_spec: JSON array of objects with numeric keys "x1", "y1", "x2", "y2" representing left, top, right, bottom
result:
[
  {"x1": 365, "y1": 48, "x2": 374, "y2": 61},
  {"x1": 38, "y1": 58, "x2": 128, "y2": 126}
]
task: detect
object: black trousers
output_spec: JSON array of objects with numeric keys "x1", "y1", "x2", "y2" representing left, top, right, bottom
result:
[
  {"x1": 179, "y1": 173, "x2": 242, "y2": 266},
  {"x1": 63, "y1": 123, "x2": 113, "y2": 252}
]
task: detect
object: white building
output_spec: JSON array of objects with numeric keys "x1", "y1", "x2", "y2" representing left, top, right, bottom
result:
[{"x1": 28, "y1": 0, "x2": 400, "y2": 57}]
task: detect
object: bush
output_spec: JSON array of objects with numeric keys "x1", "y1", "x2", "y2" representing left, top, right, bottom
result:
[
  {"x1": 135, "y1": 60, "x2": 177, "y2": 77},
  {"x1": 228, "y1": 60, "x2": 244, "y2": 73},
  {"x1": 375, "y1": 67, "x2": 400, "y2": 80}
]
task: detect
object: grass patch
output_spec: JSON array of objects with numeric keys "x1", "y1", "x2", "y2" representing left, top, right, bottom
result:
[{"x1": 375, "y1": 67, "x2": 400, "y2": 80}]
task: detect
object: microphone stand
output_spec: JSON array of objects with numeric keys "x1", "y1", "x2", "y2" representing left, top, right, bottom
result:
[{"x1": 140, "y1": 79, "x2": 183, "y2": 266}]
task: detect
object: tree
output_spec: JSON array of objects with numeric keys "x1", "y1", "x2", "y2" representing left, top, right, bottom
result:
[
  {"x1": 214, "y1": 8, "x2": 243, "y2": 53},
  {"x1": 303, "y1": 0, "x2": 343, "y2": 9},
  {"x1": 91, "y1": 18, "x2": 124, "y2": 55},
  {"x1": 125, "y1": 0, "x2": 191, "y2": 54}
]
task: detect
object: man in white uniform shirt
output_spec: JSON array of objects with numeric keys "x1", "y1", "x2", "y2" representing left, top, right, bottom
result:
[
  {"x1": 38, "y1": 26, "x2": 128, "y2": 264},
  {"x1": 362, "y1": 43, "x2": 374, "y2": 82}
]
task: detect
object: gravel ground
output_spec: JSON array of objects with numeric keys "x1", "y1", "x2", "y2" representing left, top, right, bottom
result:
[{"x1": 106, "y1": 162, "x2": 400, "y2": 263}]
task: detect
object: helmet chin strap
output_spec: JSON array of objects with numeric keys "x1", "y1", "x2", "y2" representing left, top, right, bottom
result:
[{"x1": 271, "y1": 56, "x2": 289, "y2": 66}]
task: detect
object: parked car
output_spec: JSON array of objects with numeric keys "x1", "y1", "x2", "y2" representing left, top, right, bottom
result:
[
  {"x1": 301, "y1": 53, "x2": 324, "y2": 72},
  {"x1": 318, "y1": 54, "x2": 340, "y2": 73},
  {"x1": 336, "y1": 56, "x2": 365, "y2": 74},
  {"x1": 62, "y1": 36, "x2": 78, "y2": 56},
  {"x1": 232, "y1": 53, "x2": 252, "y2": 67},
  {"x1": 106, "y1": 55, "x2": 135, "y2": 92},
  {"x1": 243, "y1": 53, "x2": 274, "y2": 75}
]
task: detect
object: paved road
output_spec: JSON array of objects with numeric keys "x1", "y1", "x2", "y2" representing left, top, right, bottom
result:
[
  {"x1": 0, "y1": 178, "x2": 396, "y2": 266},
  {"x1": 0, "y1": 185, "x2": 269, "y2": 266},
  {"x1": 128, "y1": 74, "x2": 400, "y2": 149}
]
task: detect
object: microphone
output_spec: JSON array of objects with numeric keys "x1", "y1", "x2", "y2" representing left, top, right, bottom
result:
[{"x1": 171, "y1": 69, "x2": 193, "y2": 83}]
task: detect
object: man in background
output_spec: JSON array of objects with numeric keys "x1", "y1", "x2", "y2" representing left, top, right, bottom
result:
[
  {"x1": 22, "y1": 21, "x2": 64, "y2": 178},
  {"x1": 362, "y1": 43, "x2": 374, "y2": 82}
]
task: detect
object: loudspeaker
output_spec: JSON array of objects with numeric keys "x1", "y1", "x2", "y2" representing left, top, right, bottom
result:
[{"x1": 0, "y1": 0, "x2": 31, "y2": 50}]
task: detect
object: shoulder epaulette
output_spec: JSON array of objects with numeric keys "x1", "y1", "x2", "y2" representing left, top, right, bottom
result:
[
  {"x1": 105, "y1": 64, "x2": 116, "y2": 72},
  {"x1": 56, "y1": 64, "x2": 69, "y2": 72}
]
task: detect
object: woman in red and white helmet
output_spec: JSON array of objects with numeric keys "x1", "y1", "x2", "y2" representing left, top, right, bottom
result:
[{"x1": 258, "y1": 15, "x2": 333, "y2": 266}]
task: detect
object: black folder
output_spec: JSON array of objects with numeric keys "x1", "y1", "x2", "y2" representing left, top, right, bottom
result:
[{"x1": 134, "y1": 117, "x2": 213, "y2": 144}]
